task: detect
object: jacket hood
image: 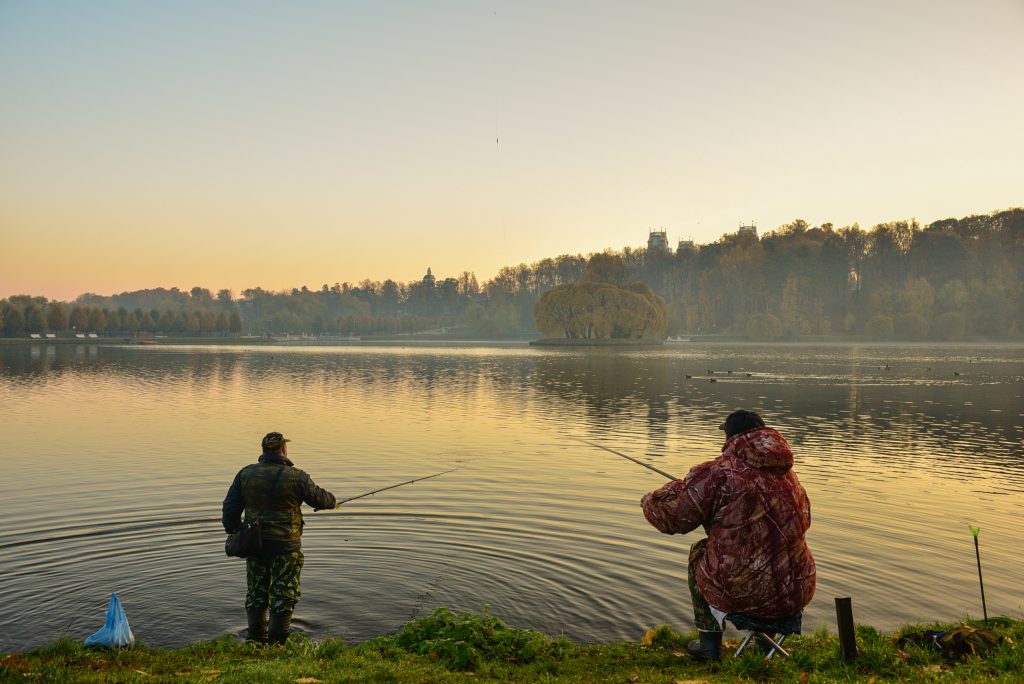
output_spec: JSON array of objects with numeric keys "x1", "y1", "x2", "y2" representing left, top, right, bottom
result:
[{"x1": 722, "y1": 427, "x2": 793, "y2": 472}]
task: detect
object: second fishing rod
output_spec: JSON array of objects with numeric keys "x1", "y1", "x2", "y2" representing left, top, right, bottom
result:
[{"x1": 573, "y1": 437, "x2": 678, "y2": 481}]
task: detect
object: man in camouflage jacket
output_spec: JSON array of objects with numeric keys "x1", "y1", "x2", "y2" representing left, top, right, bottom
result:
[
  {"x1": 641, "y1": 410, "x2": 816, "y2": 660},
  {"x1": 223, "y1": 432, "x2": 337, "y2": 644}
]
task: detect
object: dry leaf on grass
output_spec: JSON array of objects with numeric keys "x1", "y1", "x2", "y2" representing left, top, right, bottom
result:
[
  {"x1": 673, "y1": 680, "x2": 711, "y2": 684},
  {"x1": 295, "y1": 678, "x2": 321, "y2": 683}
]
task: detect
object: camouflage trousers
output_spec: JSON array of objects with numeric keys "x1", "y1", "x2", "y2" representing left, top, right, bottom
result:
[
  {"x1": 688, "y1": 539, "x2": 721, "y2": 631},
  {"x1": 245, "y1": 551, "x2": 304, "y2": 613}
]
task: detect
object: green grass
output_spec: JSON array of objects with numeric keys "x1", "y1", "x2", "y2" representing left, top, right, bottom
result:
[{"x1": 3, "y1": 609, "x2": 1021, "y2": 683}]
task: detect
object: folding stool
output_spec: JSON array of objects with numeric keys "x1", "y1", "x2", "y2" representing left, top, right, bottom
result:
[{"x1": 726, "y1": 611, "x2": 803, "y2": 659}]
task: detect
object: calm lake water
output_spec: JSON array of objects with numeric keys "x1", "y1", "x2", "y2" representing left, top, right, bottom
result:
[{"x1": 1, "y1": 342, "x2": 1022, "y2": 652}]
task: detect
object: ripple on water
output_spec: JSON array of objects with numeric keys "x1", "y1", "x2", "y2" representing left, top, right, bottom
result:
[{"x1": 0, "y1": 343, "x2": 1022, "y2": 651}]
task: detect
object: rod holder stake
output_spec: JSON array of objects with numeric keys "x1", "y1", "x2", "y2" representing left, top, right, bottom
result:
[{"x1": 835, "y1": 597, "x2": 857, "y2": 662}]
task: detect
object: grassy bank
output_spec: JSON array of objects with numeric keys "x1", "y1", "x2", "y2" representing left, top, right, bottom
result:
[{"x1": 3, "y1": 609, "x2": 1020, "y2": 683}]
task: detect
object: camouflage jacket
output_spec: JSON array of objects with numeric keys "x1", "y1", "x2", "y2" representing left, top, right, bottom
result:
[
  {"x1": 222, "y1": 453, "x2": 337, "y2": 554},
  {"x1": 641, "y1": 428, "x2": 816, "y2": 618}
]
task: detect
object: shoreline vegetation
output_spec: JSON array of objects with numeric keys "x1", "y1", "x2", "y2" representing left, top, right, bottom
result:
[
  {"x1": 3, "y1": 609, "x2": 1020, "y2": 683},
  {"x1": 2, "y1": 334, "x2": 1023, "y2": 348},
  {"x1": 3, "y1": 207, "x2": 1022, "y2": 344}
]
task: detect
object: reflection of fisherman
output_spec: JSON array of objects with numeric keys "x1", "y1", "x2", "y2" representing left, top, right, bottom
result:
[
  {"x1": 222, "y1": 432, "x2": 337, "y2": 644},
  {"x1": 641, "y1": 410, "x2": 816, "y2": 661}
]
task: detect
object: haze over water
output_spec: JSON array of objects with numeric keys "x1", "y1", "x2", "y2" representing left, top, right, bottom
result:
[{"x1": 0, "y1": 342, "x2": 1021, "y2": 651}]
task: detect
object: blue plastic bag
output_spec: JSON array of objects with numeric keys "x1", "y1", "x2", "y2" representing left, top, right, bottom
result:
[{"x1": 84, "y1": 592, "x2": 135, "y2": 648}]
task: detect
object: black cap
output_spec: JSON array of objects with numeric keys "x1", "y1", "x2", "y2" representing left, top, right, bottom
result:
[
  {"x1": 719, "y1": 410, "x2": 765, "y2": 437},
  {"x1": 261, "y1": 432, "x2": 291, "y2": 451}
]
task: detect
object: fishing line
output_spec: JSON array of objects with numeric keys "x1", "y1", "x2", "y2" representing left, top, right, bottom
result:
[{"x1": 0, "y1": 518, "x2": 222, "y2": 552}]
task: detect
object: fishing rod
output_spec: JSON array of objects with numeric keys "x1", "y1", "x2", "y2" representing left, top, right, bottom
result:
[
  {"x1": 0, "y1": 465, "x2": 465, "y2": 551},
  {"x1": 325, "y1": 465, "x2": 466, "y2": 509},
  {"x1": 572, "y1": 437, "x2": 677, "y2": 481}
]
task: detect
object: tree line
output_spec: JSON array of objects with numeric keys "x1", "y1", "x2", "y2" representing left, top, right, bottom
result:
[
  {"x1": 2, "y1": 207, "x2": 1021, "y2": 340},
  {"x1": 0, "y1": 295, "x2": 243, "y2": 337},
  {"x1": 652, "y1": 207, "x2": 1023, "y2": 340}
]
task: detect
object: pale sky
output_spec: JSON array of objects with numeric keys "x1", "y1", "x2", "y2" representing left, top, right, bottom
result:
[{"x1": 2, "y1": 0, "x2": 1022, "y2": 301}]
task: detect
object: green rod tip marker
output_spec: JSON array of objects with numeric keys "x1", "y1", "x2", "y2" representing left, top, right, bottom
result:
[{"x1": 969, "y1": 523, "x2": 987, "y2": 624}]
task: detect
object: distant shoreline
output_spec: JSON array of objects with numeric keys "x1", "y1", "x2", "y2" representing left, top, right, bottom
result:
[
  {"x1": 529, "y1": 338, "x2": 663, "y2": 347},
  {"x1": 1, "y1": 335, "x2": 1022, "y2": 347}
]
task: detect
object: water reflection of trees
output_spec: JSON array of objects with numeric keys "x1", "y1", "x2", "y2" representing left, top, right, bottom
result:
[
  {"x1": 3, "y1": 346, "x2": 1020, "y2": 485},
  {"x1": 0, "y1": 346, "x2": 243, "y2": 389},
  {"x1": 524, "y1": 351, "x2": 1024, "y2": 485},
  {"x1": 526, "y1": 353, "x2": 726, "y2": 461}
]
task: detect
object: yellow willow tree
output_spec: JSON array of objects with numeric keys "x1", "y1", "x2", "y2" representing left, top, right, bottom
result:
[{"x1": 534, "y1": 280, "x2": 667, "y2": 339}]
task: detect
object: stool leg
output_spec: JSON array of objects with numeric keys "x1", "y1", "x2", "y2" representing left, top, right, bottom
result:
[
  {"x1": 736, "y1": 632, "x2": 791, "y2": 659},
  {"x1": 764, "y1": 633, "x2": 789, "y2": 658},
  {"x1": 734, "y1": 632, "x2": 756, "y2": 657}
]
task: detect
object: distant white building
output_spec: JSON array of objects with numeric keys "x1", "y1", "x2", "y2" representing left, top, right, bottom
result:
[
  {"x1": 737, "y1": 221, "x2": 758, "y2": 238},
  {"x1": 422, "y1": 267, "x2": 436, "y2": 288},
  {"x1": 647, "y1": 228, "x2": 670, "y2": 252},
  {"x1": 647, "y1": 227, "x2": 699, "y2": 255}
]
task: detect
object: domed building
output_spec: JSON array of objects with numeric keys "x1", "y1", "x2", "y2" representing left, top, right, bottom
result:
[{"x1": 422, "y1": 267, "x2": 436, "y2": 288}]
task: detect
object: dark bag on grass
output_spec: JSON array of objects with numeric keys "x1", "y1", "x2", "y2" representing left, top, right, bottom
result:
[
  {"x1": 899, "y1": 625, "x2": 1005, "y2": 660},
  {"x1": 225, "y1": 518, "x2": 262, "y2": 558},
  {"x1": 934, "y1": 626, "x2": 1003, "y2": 659},
  {"x1": 225, "y1": 465, "x2": 285, "y2": 558}
]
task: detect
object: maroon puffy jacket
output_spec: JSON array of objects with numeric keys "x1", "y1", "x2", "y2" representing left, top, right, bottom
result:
[{"x1": 641, "y1": 427, "x2": 816, "y2": 618}]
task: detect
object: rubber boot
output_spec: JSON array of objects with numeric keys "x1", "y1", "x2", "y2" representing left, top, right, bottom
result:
[
  {"x1": 246, "y1": 608, "x2": 268, "y2": 643},
  {"x1": 687, "y1": 630, "x2": 722, "y2": 661},
  {"x1": 268, "y1": 611, "x2": 292, "y2": 645}
]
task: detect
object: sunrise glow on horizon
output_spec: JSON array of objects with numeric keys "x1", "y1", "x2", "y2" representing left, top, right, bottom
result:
[{"x1": 2, "y1": 1, "x2": 1022, "y2": 302}]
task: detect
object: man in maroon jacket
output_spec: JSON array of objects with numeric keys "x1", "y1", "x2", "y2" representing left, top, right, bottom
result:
[{"x1": 641, "y1": 410, "x2": 816, "y2": 660}]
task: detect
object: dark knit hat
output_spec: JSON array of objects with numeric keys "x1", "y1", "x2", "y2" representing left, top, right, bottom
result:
[{"x1": 719, "y1": 410, "x2": 766, "y2": 437}]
